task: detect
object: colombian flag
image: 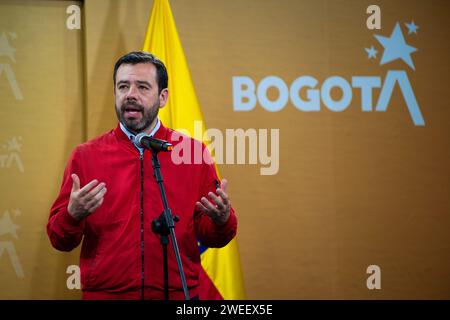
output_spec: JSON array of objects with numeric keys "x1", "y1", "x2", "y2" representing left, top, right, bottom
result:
[{"x1": 142, "y1": 0, "x2": 246, "y2": 299}]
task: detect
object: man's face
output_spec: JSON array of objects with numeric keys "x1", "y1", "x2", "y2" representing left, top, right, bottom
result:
[{"x1": 114, "y1": 63, "x2": 168, "y2": 134}]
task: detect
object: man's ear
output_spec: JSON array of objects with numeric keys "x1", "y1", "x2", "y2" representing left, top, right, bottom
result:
[{"x1": 159, "y1": 88, "x2": 169, "y2": 108}]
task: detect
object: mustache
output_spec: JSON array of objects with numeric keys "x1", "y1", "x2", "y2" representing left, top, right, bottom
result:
[{"x1": 121, "y1": 100, "x2": 144, "y2": 112}]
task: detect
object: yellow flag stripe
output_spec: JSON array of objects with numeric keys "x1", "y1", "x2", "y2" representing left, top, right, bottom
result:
[{"x1": 143, "y1": 0, "x2": 245, "y2": 300}]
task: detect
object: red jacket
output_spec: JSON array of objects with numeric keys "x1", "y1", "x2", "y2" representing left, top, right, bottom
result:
[{"x1": 47, "y1": 123, "x2": 237, "y2": 300}]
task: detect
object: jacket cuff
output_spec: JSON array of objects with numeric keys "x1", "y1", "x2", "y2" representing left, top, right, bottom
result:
[
  {"x1": 60, "y1": 208, "x2": 83, "y2": 230},
  {"x1": 211, "y1": 209, "x2": 237, "y2": 235}
]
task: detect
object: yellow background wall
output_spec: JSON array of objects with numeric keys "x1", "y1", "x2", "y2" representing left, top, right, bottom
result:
[{"x1": 0, "y1": 0, "x2": 449, "y2": 299}]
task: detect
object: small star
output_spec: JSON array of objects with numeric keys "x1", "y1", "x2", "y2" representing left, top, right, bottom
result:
[
  {"x1": 405, "y1": 21, "x2": 419, "y2": 35},
  {"x1": 5, "y1": 137, "x2": 22, "y2": 152},
  {"x1": 0, "y1": 32, "x2": 16, "y2": 62},
  {"x1": 374, "y1": 22, "x2": 418, "y2": 70},
  {"x1": 365, "y1": 46, "x2": 378, "y2": 59},
  {"x1": 0, "y1": 211, "x2": 20, "y2": 239}
]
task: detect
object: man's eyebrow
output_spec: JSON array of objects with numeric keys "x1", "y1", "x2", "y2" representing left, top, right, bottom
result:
[
  {"x1": 116, "y1": 80, "x2": 151, "y2": 86},
  {"x1": 136, "y1": 80, "x2": 151, "y2": 86}
]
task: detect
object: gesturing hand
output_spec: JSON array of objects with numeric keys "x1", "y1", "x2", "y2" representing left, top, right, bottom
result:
[
  {"x1": 195, "y1": 179, "x2": 231, "y2": 225},
  {"x1": 67, "y1": 174, "x2": 107, "y2": 221}
]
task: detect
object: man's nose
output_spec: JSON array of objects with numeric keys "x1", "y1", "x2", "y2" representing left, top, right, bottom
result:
[{"x1": 125, "y1": 85, "x2": 139, "y2": 101}]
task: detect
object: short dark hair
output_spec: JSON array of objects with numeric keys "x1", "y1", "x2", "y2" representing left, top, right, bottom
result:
[{"x1": 113, "y1": 51, "x2": 168, "y2": 93}]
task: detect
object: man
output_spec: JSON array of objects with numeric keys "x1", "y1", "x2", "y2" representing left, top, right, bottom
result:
[{"x1": 47, "y1": 51, "x2": 237, "y2": 300}]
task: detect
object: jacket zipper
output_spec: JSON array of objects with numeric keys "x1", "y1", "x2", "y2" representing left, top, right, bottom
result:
[{"x1": 140, "y1": 150, "x2": 144, "y2": 300}]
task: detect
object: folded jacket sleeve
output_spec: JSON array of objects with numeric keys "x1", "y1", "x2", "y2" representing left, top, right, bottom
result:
[
  {"x1": 47, "y1": 147, "x2": 85, "y2": 252},
  {"x1": 194, "y1": 145, "x2": 237, "y2": 248}
]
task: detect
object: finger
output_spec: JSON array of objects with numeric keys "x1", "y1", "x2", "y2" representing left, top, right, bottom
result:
[
  {"x1": 88, "y1": 197, "x2": 104, "y2": 213},
  {"x1": 201, "y1": 196, "x2": 219, "y2": 213},
  {"x1": 83, "y1": 183, "x2": 106, "y2": 201},
  {"x1": 220, "y1": 178, "x2": 228, "y2": 194},
  {"x1": 195, "y1": 201, "x2": 208, "y2": 213},
  {"x1": 85, "y1": 199, "x2": 100, "y2": 212},
  {"x1": 208, "y1": 192, "x2": 226, "y2": 211},
  {"x1": 71, "y1": 174, "x2": 80, "y2": 192},
  {"x1": 216, "y1": 188, "x2": 229, "y2": 206},
  {"x1": 85, "y1": 190, "x2": 105, "y2": 211},
  {"x1": 85, "y1": 188, "x2": 107, "y2": 207},
  {"x1": 78, "y1": 179, "x2": 99, "y2": 197}
]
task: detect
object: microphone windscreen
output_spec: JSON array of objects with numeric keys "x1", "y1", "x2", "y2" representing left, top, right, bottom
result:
[{"x1": 134, "y1": 132, "x2": 148, "y2": 148}]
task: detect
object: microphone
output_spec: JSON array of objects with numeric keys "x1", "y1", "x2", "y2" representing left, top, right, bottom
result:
[{"x1": 135, "y1": 133, "x2": 173, "y2": 152}]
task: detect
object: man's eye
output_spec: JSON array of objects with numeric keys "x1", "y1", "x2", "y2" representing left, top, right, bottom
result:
[
  {"x1": 119, "y1": 85, "x2": 128, "y2": 90},
  {"x1": 139, "y1": 86, "x2": 148, "y2": 90}
]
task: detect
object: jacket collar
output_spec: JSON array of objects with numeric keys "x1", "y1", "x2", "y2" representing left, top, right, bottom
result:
[{"x1": 114, "y1": 121, "x2": 168, "y2": 145}]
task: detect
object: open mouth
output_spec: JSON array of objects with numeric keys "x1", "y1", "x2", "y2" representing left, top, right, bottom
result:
[{"x1": 123, "y1": 105, "x2": 142, "y2": 118}]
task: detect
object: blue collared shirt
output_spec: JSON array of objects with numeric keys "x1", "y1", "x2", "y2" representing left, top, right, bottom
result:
[{"x1": 119, "y1": 118, "x2": 161, "y2": 154}]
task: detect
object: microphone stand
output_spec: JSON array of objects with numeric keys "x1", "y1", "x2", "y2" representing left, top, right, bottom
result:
[{"x1": 149, "y1": 148, "x2": 190, "y2": 300}]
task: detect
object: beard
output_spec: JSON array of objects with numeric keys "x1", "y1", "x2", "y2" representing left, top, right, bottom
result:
[{"x1": 115, "y1": 99, "x2": 159, "y2": 134}]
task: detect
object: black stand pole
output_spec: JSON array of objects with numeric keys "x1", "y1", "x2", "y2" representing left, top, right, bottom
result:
[{"x1": 150, "y1": 149, "x2": 190, "y2": 300}]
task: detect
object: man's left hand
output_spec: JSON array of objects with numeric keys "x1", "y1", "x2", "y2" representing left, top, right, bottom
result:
[{"x1": 196, "y1": 179, "x2": 231, "y2": 225}]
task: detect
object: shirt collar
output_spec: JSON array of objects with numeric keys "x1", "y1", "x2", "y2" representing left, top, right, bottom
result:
[{"x1": 119, "y1": 118, "x2": 161, "y2": 152}]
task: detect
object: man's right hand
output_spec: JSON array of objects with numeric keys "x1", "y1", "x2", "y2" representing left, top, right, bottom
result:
[{"x1": 67, "y1": 174, "x2": 107, "y2": 221}]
